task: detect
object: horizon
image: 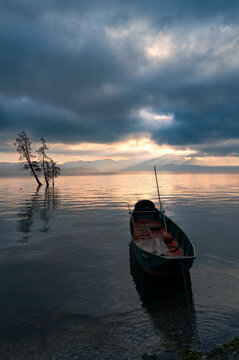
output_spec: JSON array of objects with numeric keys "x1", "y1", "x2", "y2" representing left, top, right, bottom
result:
[{"x1": 1, "y1": 156, "x2": 239, "y2": 178}]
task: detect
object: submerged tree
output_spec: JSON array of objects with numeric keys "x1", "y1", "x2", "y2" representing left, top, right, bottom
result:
[
  {"x1": 37, "y1": 138, "x2": 51, "y2": 186},
  {"x1": 15, "y1": 131, "x2": 42, "y2": 186},
  {"x1": 50, "y1": 160, "x2": 61, "y2": 188},
  {"x1": 37, "y1": 138, "x2": 61, "y2": 187}
]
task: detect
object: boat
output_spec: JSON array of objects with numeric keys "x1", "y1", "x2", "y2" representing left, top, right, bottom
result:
[
  {"x1": 129, "y1": 199, "x2": 196, "y2": 276},
  {"x1": 129, "y1": 168, "x2": 196, "y2": 276}
]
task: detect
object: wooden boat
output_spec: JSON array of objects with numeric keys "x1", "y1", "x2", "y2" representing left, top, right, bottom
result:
[{"x1": 129, "y1": 199, "x2": 196, "y2": 276}]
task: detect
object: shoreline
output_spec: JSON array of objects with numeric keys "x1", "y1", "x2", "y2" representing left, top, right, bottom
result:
[
  {"x1": 179, "y1": 337, "x2": 239, "y2": 360},
  {"x1": 0, "y1": 333, "x2": 238, "y2": 360}
]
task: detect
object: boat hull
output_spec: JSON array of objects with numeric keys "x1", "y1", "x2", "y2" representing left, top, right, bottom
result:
[{"x1": 131, "y1": 238, "x2": 194, "y2": 276}]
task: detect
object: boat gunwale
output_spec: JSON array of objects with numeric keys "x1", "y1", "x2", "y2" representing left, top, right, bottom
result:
[{"x1": 131, "y1": 236, "x2": 196, "y2": 260}]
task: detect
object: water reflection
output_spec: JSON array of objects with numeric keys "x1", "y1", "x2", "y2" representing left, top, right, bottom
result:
[
  {"x1": 17, "y1": 186, "x2": 59, "y2": 242},
  {"x1": 129, "y1": 243, "x2": 197, "y2": 351}
]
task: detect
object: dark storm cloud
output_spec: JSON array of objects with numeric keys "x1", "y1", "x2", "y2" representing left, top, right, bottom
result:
[{"x1": 0, "y1": 0, "x2": 239, "y2": 156}]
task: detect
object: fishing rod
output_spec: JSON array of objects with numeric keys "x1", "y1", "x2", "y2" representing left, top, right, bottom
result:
[
  {"x1": 154, "y1": 166, "x2": 168, "y2": 233},
  {"x1": 127, "y1": 203, "x2": 137, "y2": 235}
]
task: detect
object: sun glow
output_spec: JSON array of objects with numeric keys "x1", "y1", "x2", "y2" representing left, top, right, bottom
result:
[
  {"x1": 39, "y1": 137, "x2": 196, "y2": 163},
  {"x1": 2, "y1": 137, "x2": 238, "y2": 167}
]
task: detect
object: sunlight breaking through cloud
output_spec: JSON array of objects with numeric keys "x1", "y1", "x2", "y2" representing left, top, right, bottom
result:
[{"x1": 38, "y1": 137, "x2": 197, "y2": 163}]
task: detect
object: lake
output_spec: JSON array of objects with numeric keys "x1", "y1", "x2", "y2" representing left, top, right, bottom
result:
[{"x1": 0, "y1": 173, "x2": 239, "y2": 359}]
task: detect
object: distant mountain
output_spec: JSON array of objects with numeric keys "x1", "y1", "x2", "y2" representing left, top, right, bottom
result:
[
  {"x1": 62, "y1": 159, "x2": 117, "y2": 169},
  {"x1": 61, "y1": 158, "x2": 141, "y2": 172},
  {"x1": 122, "y1": 159, "x2": 239, "y2": 172},
  {"x1": 0, "y1": 162, "x2": 27, "y2": 177},
  {"x1": 0, "y1": 160, "x2": 239, "y2": 176},
  {"x1": 61, "y1": 158, "x2": 239, "y2": 173}
]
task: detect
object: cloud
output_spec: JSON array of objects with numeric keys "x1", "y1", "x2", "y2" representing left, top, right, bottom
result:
[{"x1": 0, "y1": 0, "x2": 239, "y2": 159}]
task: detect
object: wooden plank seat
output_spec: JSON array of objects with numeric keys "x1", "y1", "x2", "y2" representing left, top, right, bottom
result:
[{"x1": 134, "y1": 218, "x2": 183, "y2": 257}]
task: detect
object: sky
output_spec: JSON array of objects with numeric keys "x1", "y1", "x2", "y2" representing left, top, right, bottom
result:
[{"x1": 0, "y1": 0, "x2": 239, "y2": 166}]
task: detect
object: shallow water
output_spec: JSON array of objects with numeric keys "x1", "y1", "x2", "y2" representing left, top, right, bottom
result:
[{"x1": 0, "y1": 173, "x2": 239, "y2": 358}]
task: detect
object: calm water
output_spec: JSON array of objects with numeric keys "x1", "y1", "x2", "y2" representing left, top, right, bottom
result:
[{"x1": 0, "y1": 173, "x2": 239, "y2": 359}]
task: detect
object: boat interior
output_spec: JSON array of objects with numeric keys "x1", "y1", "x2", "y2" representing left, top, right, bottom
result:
[{"x1": 131, "y1": 201, "x2": 195, "y2": 258}]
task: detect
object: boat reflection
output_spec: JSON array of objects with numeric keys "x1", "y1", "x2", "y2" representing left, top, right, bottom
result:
[
  {"x1": 129, "y1": 243, "x2": 197, "y2": 351},
  {"x1": 17, "y1": 186, "x2": 59, "y2": 242}
]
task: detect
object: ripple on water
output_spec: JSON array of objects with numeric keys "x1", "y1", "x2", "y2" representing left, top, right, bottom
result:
[{"x1": 0, "y1": 174, "x2": 239, "y2": 357}]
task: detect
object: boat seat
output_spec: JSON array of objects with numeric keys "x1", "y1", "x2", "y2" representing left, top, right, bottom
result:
[{"x1": 154, "y1": 238, "x2": 170, "y2": 256}]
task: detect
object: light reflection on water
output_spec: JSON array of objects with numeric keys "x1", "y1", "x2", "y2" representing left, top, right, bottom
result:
[{"x1": 0, "y1": 173, "x2": 239, "y2": 358}]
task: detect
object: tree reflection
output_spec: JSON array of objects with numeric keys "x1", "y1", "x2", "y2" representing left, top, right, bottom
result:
[
  {"x1": 18, "y1": 186, "x2": 59, "y2": 242},
  {"x1": 129, "y1": 243, "x2": 197, "y2": 351}
]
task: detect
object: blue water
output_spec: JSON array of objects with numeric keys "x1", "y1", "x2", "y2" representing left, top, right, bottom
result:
[{"x1": 0, "y1": 173, "x2": 239, "y2": 359}]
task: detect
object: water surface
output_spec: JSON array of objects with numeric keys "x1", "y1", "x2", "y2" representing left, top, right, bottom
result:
[{"x1": 0, "y1": 173, "x2": 239, "y2": 359}]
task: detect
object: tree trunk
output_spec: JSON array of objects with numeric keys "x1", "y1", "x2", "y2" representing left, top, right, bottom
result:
[
  {"x1": 52, "y1": 163, "x2": 55, "y2": 188},
  {"x1": 24, "y1": 138, "x2": 42, "y2": 186},
  {"x1": 42, "y1": 153, "x2": 49, "y2": 187},
  {"x1": 29, "y1": 163, "x2": 42, "y2": 186}
]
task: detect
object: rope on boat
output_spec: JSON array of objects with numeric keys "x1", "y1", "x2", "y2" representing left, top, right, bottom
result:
[
  {"x1": 180, "y1": 259, "x2": 202, "y2": 359},
  {"x1": 154, "y1": 166, "x2": 168, "y2": 233}
]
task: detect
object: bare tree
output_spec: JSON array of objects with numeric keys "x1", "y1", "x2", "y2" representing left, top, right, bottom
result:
[
  {"x1": 50, "y1": 160, "x2": 61, "y2": 188},
  {"x1": 15, "y1": 131, "x2": 42, "y2": 186},
  {"x1": 37, "y1": 138, "x2": 50, "y2": 187}
]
